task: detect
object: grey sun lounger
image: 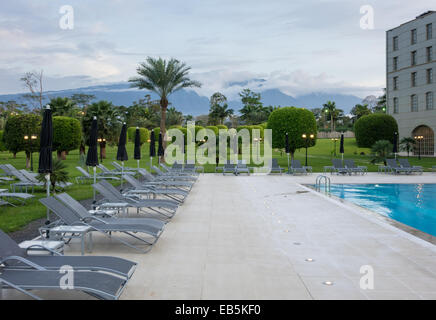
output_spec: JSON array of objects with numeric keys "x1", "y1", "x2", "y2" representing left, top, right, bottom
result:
[
  {"x1": 223, "y1": 163, "x2": 236, "y2": 175},
  {"x1": 184, "y1": 163, "x2": 203, "y2": 174},
  {"x1": 93, "y1": 181, "x2": 179, "y2": 219},
  {"x1": 344, "y1": 159, "x2": 367, "y2": 175},
  {"x1": 290, "y1": 160, "x2": 311, "y2": 175},
  {"x1": 112, "y1": 161, "x2": 137, "y2": 172},
  {"x1": 270, "y1": 159, "x2": 284, "y2": 174},
  {"x1": 398, "y1": 159, "x2": 423, "y2": 174},
  {"x1": 152, "y1": 166, "x2": 197, "y2": 181},
  {"x1": 7, "y1": 168, "x2": 43, "y2": 193},
  {"x1": 98, "y1": 164, "x2": 136, "y2": 176},
  {"x1": 20, "y1": 169, "x2": 73, "y2": 189},
  {"x1": 236, "y1": 163, "x2": 250, "y2": 175},
  {"x1": 123, "y1": 175, "x2": 188, "y2": 203},
  {"x1": 386, "y1": 159, "x2": 412, "y2": 174},
  {"x1": 138, "y1": 168, "x2": 193, "y2": 189},
  {"x1": 55, "y1": 193, "x2": 166, "y2": 231},
  {"x1": 75, "y1": 166, "x2": 120, "y2": 184},
  {"x1": 40, "y1": 197, "x2": 163, "y2": 253},
  {"x1": 0, "y1": 229, "x2": 137, "y2": 280},
  {"x1": 0, "y1": 192, "x2": 35, "y2": 206},
  {"x1": 332, "y1": 159, "x2": 351, "y2": 175}
]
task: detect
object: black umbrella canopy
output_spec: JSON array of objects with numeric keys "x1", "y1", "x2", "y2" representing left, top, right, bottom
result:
[
  {"x1": 86, "y1": 117, "x2": 99, "y2": 166},
  {"x1": 285, "y1": 133, "x2": 290, "y2": 154},
  {"x1": 149, "y1": 130, "x2": 156, "y2": 157},
  {"x1": 116, "y1": 123, "x2": 128, "y2": 161},
  {"x1": 393, "y1": 132, "x2": 398, "y2": 153},
  {"x1": 134, "y1": 127, "x2": 141, "y2": 160},
  {"x1": 339, "y1": 133, "x2": 345, "y2": 154},
  {"x1": 158, "y1": 132, "x2": 164, "y2": 157},
  {"x1": 38, "y1": 106, "x2": 53, "y2": 174}
]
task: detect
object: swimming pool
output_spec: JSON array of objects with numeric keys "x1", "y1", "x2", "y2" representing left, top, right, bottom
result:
[{"x1": 326, "y1": 184, "x2": 436, "y2": 237}]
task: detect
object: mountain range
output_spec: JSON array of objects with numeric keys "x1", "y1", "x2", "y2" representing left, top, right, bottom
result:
[{"x1": 0, "y1": 82, "x2": 363, "y2": 115}]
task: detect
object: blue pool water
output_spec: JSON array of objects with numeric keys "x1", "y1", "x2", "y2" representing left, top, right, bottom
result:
[{"x1": 326, "y1": 184, "x2": 436, "y2": 237}]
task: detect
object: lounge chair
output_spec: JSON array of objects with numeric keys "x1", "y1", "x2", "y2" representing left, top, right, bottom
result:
[
  {"x1": 184, "y1": 163, "x2": 203, "y2": 174},
  {"x1": 223, "y1": 163, "x2": 236, "y2": 175},
  {"x1": 270, "y1": 159, "x2": 284, "y2": 174},
  {"x1": 93, "y1": 181, "x2": 179, "y2": 219},
  {"x1": 0, "y1": 191, "x2": 35, "y2": 206},
  {"x1": 386, "y1": 159, "x2": 412, "y2": 174},
  {"x1": 344, "y1": 159, "x2": 367, "y2": 175},
  {"x1": 332, "y1": 159, "x2": 351, "y2": 175},
  {"x1": 138, "y1": 168, "x2": 193, "y2": 189},
  {"x1": 55, "y1": 193, "x2": 166, "y2": 231},
  {"x1": 0, "y1": 229, "x2": 137, "y2": 280},
  {"x1": 0, "y1": 164, "x2": 14, "y2": 181},
  {"x1": 290, "y1": 160, "x2": 310, "y2": 175},
  {"x1": 20, "y1": 169, "x2": 72, "y2": 189},
  {"x1": 111, "y1": 161, "x2": 137, "y2": 172},
  {"x1": 123, "y1": 174, "x2": 188, "y2": 203},
  {"x1": 152, "y1": 166, "x2": 197, "y2": 181},
  {"x1": 236, "y1": 162, "x2": 250, "y2": 175},
  {"x1": 98, "y1": 164, "x2": 136, "y2": 176},
  {"x1": 398, "y1": 159, "x2": 423, "y2": 174},
  {"x1": 40, "y1": 197, "x2": 163, "y2": 253},
  {"x1": 7, "y1": 168, "x2": 43, "y2": 193},
  {"x1": 75, "y1": 166, "x2": 120, "y2": 184}
]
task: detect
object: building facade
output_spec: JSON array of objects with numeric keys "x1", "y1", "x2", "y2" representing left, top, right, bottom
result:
[{"x1": 386, "y1": 11, "x2": 436, "y2": 156}]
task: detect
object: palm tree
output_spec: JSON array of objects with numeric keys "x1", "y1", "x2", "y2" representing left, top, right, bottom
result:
[
  {"x1": 370, "y1": 140, "x2": 393, "y2": 165},
  {"x1": 37, "y1": 158, "x2": 69, "y2": 193},
  {"x1": 322, "y1": 101, "x2": 338, "y2": 133},
  {"x1": 400, "y1": 137, "x2": 416, "y2": 157},
  {"x1": 129, "y1": 57, "x2": 201, "y2": 153}
]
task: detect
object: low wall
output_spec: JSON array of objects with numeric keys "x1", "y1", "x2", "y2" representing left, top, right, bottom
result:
[{"x1": 317, "y1": 131, "x2": 355, "y2": 139}]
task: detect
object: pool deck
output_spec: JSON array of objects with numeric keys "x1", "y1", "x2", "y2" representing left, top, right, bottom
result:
[{"x1": 3, "y1": 173, "x2": 436, "y2": 300}]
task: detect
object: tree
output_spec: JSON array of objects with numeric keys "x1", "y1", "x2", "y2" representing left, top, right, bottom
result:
[
  {"x1": 0, "y1": 131, "x2": 6, "y2": 152},
  {"x1": 209, "y1": 92, "x2": 233, "y2": 125},
  {"x1": 166, "y1": 107, "x2": 184, "y2": 127},
  {"x1": 322, "y1": 101, "x2": 341, "y2": 132},
  {"x1": 129, "y1": 57, "x2": 201, "y2": 157},
  {"x1": 49, "y1": 97, "x2": 80, "y2": 117},
  {"x1": 354, "y1": 114, "x2": 398, "y2": 148},
  {"x1": 127, "y1": 127, "x2": 150, "y2": 145},
  {"x1": 350, "y1": 104, "x2": 372, "y2": 122},
  {"x1": 52, "y1": 116, "x2": 82, "y2": 160},
  {"x1": 239, "y1": 89, "x2": 270, "y2": 124},
  {"x1": 400, "y1": 137, "x2": 416, "y2": 157},
  {"x1": 20, "y1": 70, "x2": 44, "y2": 110},
  {"x1": 370, "y1": 140, "x2": 393, "y2": 165},
  {"x1": 267, "y1": 107, "x2": 317, "y2": 160},
  {"x1": 3, "y1": 114, "x2": 41, "y2": 166},
  {"x1": 70, "y1": 93, "x2": 95, "y2": 108},
  {"x1": 82, "y1": 101, "x2": 121, "y2": 159},
  {"x1": 373, "y1": 89, "x2": 387, "y2": 113},
  {"x1": 37, "y1": 158, "x2": 69, "y2": 192}
]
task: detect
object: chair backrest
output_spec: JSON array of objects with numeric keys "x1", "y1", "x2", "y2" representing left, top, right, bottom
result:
[
  {"x1": 76, "y1": 166, "x2": 91, "y2": 178},
  {"x1": 123, "y1": 174, "x2": 142, "y2": 189},
  {"x1": 20, "y1": 170, "x2": 39, "y2": 183},
  {"x1": 271, "y1": 159, "x2": 280, "y2": 168},
  {"x1": 10, "y1": 169, "x2": 31, "y2": 182},
  {"x1": 152, "y1": 166, "x2": 164, "y2": 175},
  {"x1": 398, "y1": 159, "x2": 411, "y2": 168},
  {"x1": 173, "y1": 163, "x2": 183, "y2": 170},
  {"x1": 55, "y1": 193, "x2": 90, "y2": 219},
  {"x1": 332, "y1": 159, "x2": 343, "y2": 169},
  {"x1": 99, "y1": 180, "x2": 123, "y2": 197},
  {"x1": 344, "y1": 159, "x2": 356, "y2": 169},
  {"x1": 0, "y1": 164, "x2": 13, "y2": 176},
  {"x1": 92, "y1": 183, "x2": 122, "y2": 202},
  {"x1": 138, "y1": 168, "x2": 155, "y2": 181},
  {"x1": 224, "y1": 163, "x2": 235, "y2": 169},
  {"x1": 0, "y1": 229, "x2": 26, "y2": 259},
  {"x1": 291, "y1": 160, "x2": 302, "y2": 168},
  {"x1": 98, "y1": 164, "x2": 110, "y2": 173},
  {"x1": 386, "y1": 159, "x2": 399, "y2": 168},
  {"x1": 39, "y1": 197, "x2": 80, "y2": 225},
  {"x1": 111, "y1": 161, "x2": 122, "y2": 170}
]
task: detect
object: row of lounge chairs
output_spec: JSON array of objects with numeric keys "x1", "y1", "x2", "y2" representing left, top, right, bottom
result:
[
  {"x1": 0, "y1": 165, "x2": 198, "y2": 300},
  {"x1": 382, "y1": 158, "x2": 423, "y2": 175}
]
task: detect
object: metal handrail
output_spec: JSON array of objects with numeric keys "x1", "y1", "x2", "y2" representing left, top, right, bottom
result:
[{"x1": 315, "y1": 175, "x2": 331, "y2": 193}]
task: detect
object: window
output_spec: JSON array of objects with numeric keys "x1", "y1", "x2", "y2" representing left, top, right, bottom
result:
[
  {"x1": 393, "y1": 97, "x2": 399, "y2": 113},
  {"x1": 411, "y1": 29, "x2": 417, "y2": 44},
  {"x1": 427, "y1": 68, "x2": 433, "y2": 84},
  {"x1": 393, "y1": 57, "x2": 398, "y2": 71},
  {"x1": 426, "y1": 92, "x2": 434, "y2": 110},
  {"x1": 393, "y1": 76, "x2": 398, "y2": 90},
  {"x1": 427, "y1": 46, "x2": 433, "y2": 62},
  {"x1": 411, "y1": 51, "x2": 417, "y2": 66},
  {"x1": 393, "y1": 36, "x2": 399, "y2": 51},
  {"x1": 411, "y1": 72, "x2": 417, "y2": 87},
  {"x1": 427, "y1": 23, "x2": 433, "y2": 40},
  {"x1": 411, "y1": 94, "x2": 418, "y2": 112}
]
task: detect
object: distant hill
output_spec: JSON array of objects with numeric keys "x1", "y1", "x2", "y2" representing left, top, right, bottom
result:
[{"x1": 0, "y1": 82, "x2": 363, "y2": 115}]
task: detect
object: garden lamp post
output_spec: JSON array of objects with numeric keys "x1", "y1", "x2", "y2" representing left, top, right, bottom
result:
[
  {"x1": 414, "y1": 135, "x2": 424, "y2": 160},
  {"x1": 97, "y1": 138, "x2": 106, "y2": 163},
  {"x1": 302, "y1": 134, "x2": 315, "y2": 167},
  {"x1": 253, "y1": 137, "x2": 259, "y2": 162},
  {"x1": 24, "y1": 134, "x2": 37, "y2": 171},
  {"x1": 331, "y1": 138, "x2": 339, "y2": 157}
]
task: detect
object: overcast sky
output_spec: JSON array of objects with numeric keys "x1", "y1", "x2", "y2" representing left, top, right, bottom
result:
[{"x1": 0, "y1": 0, "x2": 434, "y2": 98}]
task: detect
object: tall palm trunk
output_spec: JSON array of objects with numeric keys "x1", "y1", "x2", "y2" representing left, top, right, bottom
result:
[{"x1": 160, "y1": 98, "x2": 168, "y2": 161}]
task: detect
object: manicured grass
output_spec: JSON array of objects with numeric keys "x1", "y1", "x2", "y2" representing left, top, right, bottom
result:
[{"x1": 0, "y1": 138, "x2": 434, "y2": 232}]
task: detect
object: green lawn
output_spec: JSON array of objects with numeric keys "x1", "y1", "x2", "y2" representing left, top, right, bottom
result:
[{"x1": 0, "y1": 138, "x2": 434, "y2": 233}]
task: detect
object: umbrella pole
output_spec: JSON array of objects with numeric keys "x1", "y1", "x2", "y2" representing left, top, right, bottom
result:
[
  {"x1": 287, "y1": 153, "x2": 290, "y2": 174},
  {"x1": 46, "y1": 173, "x2": 50, "y2": 222},
  {"x1": 137, "y1": 159, "x2": 140, "y2": 171},
  {"x1": 150, "y1": 157, "x2": 152, "y2": 172},
  {"x1": 93, "y1": 166, "x2": 96, "y2": 201},
  {"x1": 121, "y1": 161, "x2": 124, "y2": 188}
]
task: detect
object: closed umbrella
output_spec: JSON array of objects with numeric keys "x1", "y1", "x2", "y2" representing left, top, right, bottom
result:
[
  {"x1": 134, "y1": 127, "x2": 141, "y2": 171},
  {"x1": 393, "y1": 132, "x2": 398, "y2": 159},
  {"x1": 116, "y1": 123, "x2": 128, "y2": 187},
  {"x1": 339, "y1": 133, "x2": 345, "y2": 162},
  {"x1": 285, "y1": 133, "x2": 290, "y2": 174},
  {"x1": 86, "y1": 116, "x2": 99, "y2": 201},
  {"x1": 38, "y1": 105, "x2": 53, "y2": 223},
  {"x1": 158, "y1": 132, "x2": 164, "y2": 163},
  {"x1": 149, "y1": 130, "x2": 156, "y2": 171}
]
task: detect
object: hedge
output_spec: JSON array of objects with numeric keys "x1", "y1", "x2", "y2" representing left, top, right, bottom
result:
[
  {"x1": 52, "y1": 116, "x2": 82, "y2": 159},
  {"x1": 216, "y1": 124, "x2": 228, "y2": 130},
  {"x1": 3, "y1": 114, "x2": 42, "y2": 155},
  {"x1": 127, "y1": 127, "x2": 150, "y2": 145},
  {"x1": 354, "y1": 114, "x2": 398, "y2": 148},
  {"x1": 0, "y1": 130, "x2": 6, "y2": 152}
]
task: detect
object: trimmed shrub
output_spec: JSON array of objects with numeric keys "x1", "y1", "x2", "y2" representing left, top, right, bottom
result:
[
  {"x1": 153, "y1": 127, "x2": 161, "y2": 138},
  {"x1": 354, "y1": 114, "x2": 398, "y2": 148},
  {"x1": 267, "y1": 107, "x2": 317, "y2": 158},
  {"x1": 205, "y1": 126, "x2": 219, "y2": 136},
  {"x1": 52, "y1": 116, "x2": 82, "y2": 159},
  {"x1": 127, "y1": 127, "x2": 150, "y2": 145},
  {"x1": 3, "y1": 114, "x2": 41, "y2": 157},
  {"x1": 0, "y1": 130, "x2": 6, "y2": 152},
  {"x1": 216, "y1": 124, "x2": 228, "y2": 130}
]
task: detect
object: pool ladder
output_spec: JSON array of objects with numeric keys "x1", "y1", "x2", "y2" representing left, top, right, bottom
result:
[{"x1": 315, "y1": 175, "x2": 331, "y2": 193}]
